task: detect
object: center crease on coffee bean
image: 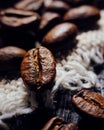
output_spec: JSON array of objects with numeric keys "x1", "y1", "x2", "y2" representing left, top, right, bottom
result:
[
  {"x1": 80, "y1": 95, "x2": 104, "y2": 109},
  {"x1": 33, "y1": 48, "x2": 42, "y2": 89}
]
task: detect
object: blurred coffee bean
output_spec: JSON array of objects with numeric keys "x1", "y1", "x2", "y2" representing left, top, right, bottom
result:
[
  {"x1": 21, "y1": 46, "x2": 56, "y2": 91},
  {"x1": 39, "y1": 12, "x2": 61, "y2": 40},
  {"x1": 63, "y1": 5, "x2": 100, "y2": 29},
  {"x1": 42, "y1": 23, "x2": 78, "y2": 51},
  {"x1": 44, "y1": 0, "x2": 70, "y2": 15},
  {"x1": 42, "y1": 116, "x2": 78, "y2": 130},
  {"x1": 72, "y1": 90, "x2": 104, "y2": 118},
  {"x1": 0, "y1": 8, "x2": 41, "y2": 31},
  {"x1": 14, "y1": 0, "x2": 43, "y2": 14},
  {"x1": 42, "y1": 116, "x2": 64, "y2": 130},
  {"x1": 0, "y1": 46, "x2": 26, "y2": 72}
]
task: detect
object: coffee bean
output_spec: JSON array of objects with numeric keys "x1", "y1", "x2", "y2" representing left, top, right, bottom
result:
[
  {"x1": 63, "y1": 5, "x2": 100, "y2": 29},
  {"x1": 0, "y1": 8, "x2": 41, "y2": 31},
  {"x1": 0, "y1": 46, "x2": 26, "y2": 71},
  {"x1": 72, "y1": 90, "x2": 104, "y2": 118},
  {"x1": 21, "y1": 46, "x2": 56, "y2": 90},
  {"x1": 39, "y1": 12, "x2": 61, "y2": 39},
  {"x1": 14, "y1": 0, "x2": 43, "y2": 13},
  {"x1": 42, "y1": 116, "x2": 64, "y2": 130},
  {"x1": 44, "y1": 0, "x2": 70, "y2": 14},
  {"x1": 42, "y1": 116, "x2": 78, "y2": 130},
  {"x1": 42, "y1": 23, "x2": 78, "y2": 50}
]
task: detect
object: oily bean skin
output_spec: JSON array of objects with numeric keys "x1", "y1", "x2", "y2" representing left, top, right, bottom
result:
[
  {"x1": 44, "y1": 0, "x2": 70, "y2": 14},
  {"x1": 14, "y1": 0, "x2": 43, "y2": 13},
  {"x1": 21, "y1": 46, "x2": 56, "y2": 90},
  {"x1": 0, "y1": 46, "x2": 26, "y2": 71},
  {"x1": 42, "y1": 23, "x2": 78, "y2": 45},
  {"x1": 63, "y1": 5, "x2": 100, "y2": 28},
  {"x1": 72, "y1": 90, "x2": 104, "y2": 118},
  {"x1": 39, "y1": 12, "x2": 61, "y2": 31},
  {"x1": 42, "y1": 116, "x2": 78, "y2": 130},
  {"x1": 42, "y1": 116, "x2": 64, "y2": 130},
  {"x1": 0, "y1": 8, "x2": 40, "y2": 31},
  {"x1": 39, "y1": 12, "x2": 61, "y2": 39}
]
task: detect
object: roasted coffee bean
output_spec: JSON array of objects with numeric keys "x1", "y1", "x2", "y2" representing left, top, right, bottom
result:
[
  {"x1": 0, "y1": 46, "x2": 26, "y2": 71},
  {"x1": 39, "y1": 12, "x2": 61, "y2": 40},
  {"x1": 44, "y1": 0, "x2": 70, "y2": 14},
  {"x1": 14, "y1": 0, "x2": 43, "y2": 13},
  {"x1": 42, "y1": 22, "x2": 78, "y2": 45},
  {"x1": 21, "y1": 46, "x2": 56, "y2": 90},
  {"x1": 42, "y1": 116, "x2": 64, "y2": 130},
  {"x1": 63, "y1": 5, "x2": 100, "y2": 29},
  {"x1": 0, "y1": 8, "x2": 40, "y2": 31},
  {"x1": 42, "y1": 116, "x2": 78, "y2": 130},
  {"x1": 72, "y1": 90, "x2": 104, "y2": 118},
  {"x1": 42, "y1": 23, "x2": 78, "y2": 50}
]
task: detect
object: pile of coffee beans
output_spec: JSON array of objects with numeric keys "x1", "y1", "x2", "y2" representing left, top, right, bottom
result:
[
  {"x1": 41, "y1": 116, "x2": 78, "y2": 130},
  {"x1": 0, "y1": 0, "x2": 101, "y2": 52},
  {"x1": 0, "y1": 0, "x2": 102, "y2": 71}
]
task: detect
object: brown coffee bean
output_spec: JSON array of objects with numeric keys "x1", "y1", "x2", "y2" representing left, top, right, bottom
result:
[
  {"x1": 14, "y1": 0, "x2": 43, "y2": 13},
  {"x1": 42, "y1": 116, "x2": 78, "y2": 130},
  {"x1": 42, "y1": 23, "x2": 78, "y2": 49},
  {"x1": 72, "y1": 90, "x2": 104, "y2": 118},
  {"x1": 63, "y1": 5, "x2": 100, "y2": 28},
  {"x1": 0, "y1": 46, "x2": 26, "y2": 71},
  {"x1": 21, "y1": 46, "x2": 56, "y2": 90},
  {"x1": 0, "y1": 8, "x2": 41, "y2": 31},
  {"x1": 44, "y1": 0, "x2": 70, "y2": 14},
  {"x1": 39, "y1": 12, "x2": 61, "y2": 39},
  {"x1": 42, "y1": 116, "x2": 64, "y2": 130}
]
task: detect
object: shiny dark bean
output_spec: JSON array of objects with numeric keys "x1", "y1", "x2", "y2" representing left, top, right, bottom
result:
[
  {"x1": 42, "y1": 22, "x2": 78, "y2": 51},
  {"x1": 21, "y1": 46, "x2": 56, "y2": 90},
  {"x1": 39, "y1": 12, "x2": 61, "y2": 39},
  {"x1": 72, "y1": 90, "x2": 104, "y2": 118},
  {"x1": 0, "y1": 46, "x2": 26, "y2": 72},
  {"x1": 0, "y1": 8, "x2": 41, "y2": 31},
  {"x1": 63, "y1": 5, "x2": 100, "y2": 29},
  {"x1": 14, "y1": 0, "x2": 43, "y2": 13},
  {"x1": 42, "y1": 116, "x2": 78, "y2": 130},
  {"x1": 44, "y1": 0, "x2": 70, "y2": 14}
]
